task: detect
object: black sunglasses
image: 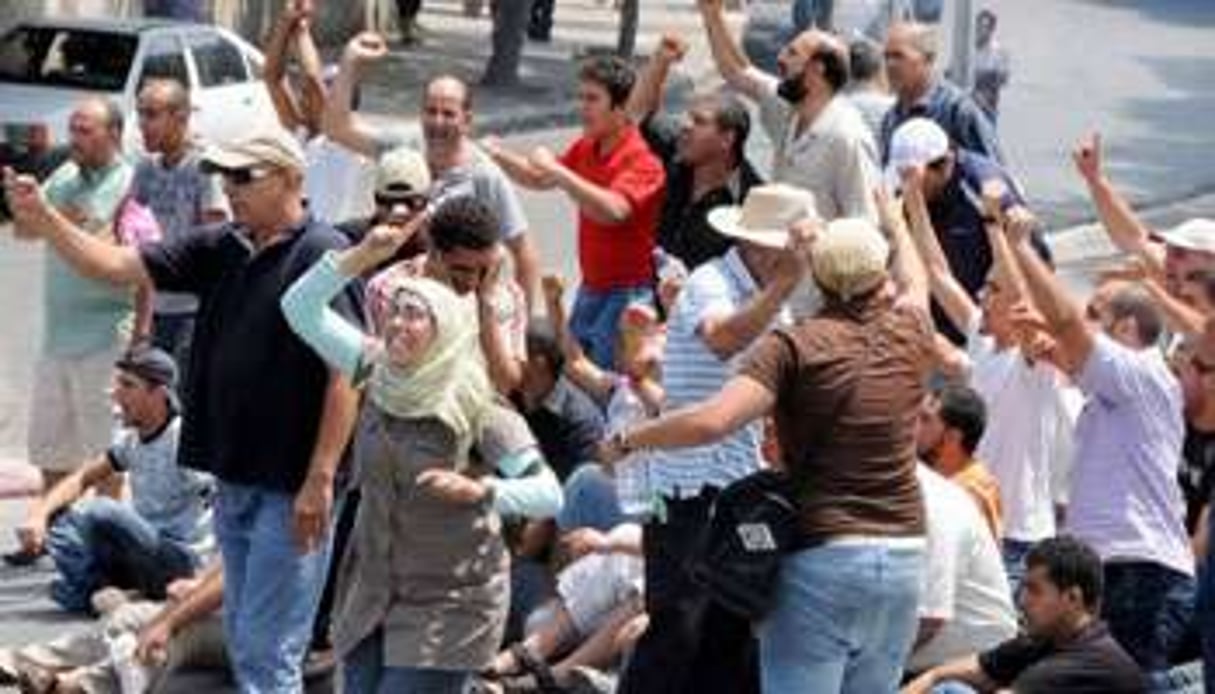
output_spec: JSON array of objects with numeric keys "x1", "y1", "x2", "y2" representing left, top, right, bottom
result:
[
  {"x1": 219, "y1": 167, "x2": 274, "y2": 187},
  {"x1": 374, "y1": 192, "x2": 429, "y2": 213}
]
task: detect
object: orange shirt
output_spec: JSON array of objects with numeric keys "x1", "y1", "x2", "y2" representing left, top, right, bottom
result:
[
  {"x1": 952, "y1": 460, "x2": 1004, "y2": 540},
  {"x1": 560, "y1": 125, "x2": 665, "y2": 290}
]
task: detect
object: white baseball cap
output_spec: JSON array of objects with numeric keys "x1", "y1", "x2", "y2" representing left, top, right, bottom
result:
[
  {"x1": 1155, "y1": 218, "x2": 1215, "y2": 255},
  {"x1": 884, "y1": 117, "x2": 950, "y2": 193}
]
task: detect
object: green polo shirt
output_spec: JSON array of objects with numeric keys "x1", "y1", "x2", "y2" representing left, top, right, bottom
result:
[{"x1": 41, "y1": 158, "x2": 134, "y2": 357}]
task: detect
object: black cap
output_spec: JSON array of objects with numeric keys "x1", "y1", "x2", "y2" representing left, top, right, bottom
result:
[{"x1": 115, "y1": 345, "x2": 178, "y2": 389}]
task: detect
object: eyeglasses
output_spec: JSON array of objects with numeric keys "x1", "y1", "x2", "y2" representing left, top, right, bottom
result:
[{"x1": 220, "y1": 167, "x2": 275, "y2": 187}]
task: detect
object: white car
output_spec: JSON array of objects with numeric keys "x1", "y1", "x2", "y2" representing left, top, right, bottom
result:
[{"x1": 0, "y1": 17, "x2": 278, "y2": 181}]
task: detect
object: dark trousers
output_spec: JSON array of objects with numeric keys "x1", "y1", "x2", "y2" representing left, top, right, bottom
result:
[
  {"x1": 1102, "y1": 560, "x2": 1195, "y2": 673},
  {"x1": 618, "y1": 492, "x2": 760, "y2": 694},
  {"x1": 529, "y1": 0, "x2": 555, "y2": 40},
  {"x1": 396, "y1": 0, "x2": 423, "y2": 24},
  {"x1": 311, "y1": 489, "x2": 359, "y2": 651}
]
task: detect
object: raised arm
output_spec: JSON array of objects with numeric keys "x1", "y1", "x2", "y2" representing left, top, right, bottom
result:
[
  {"x1": 1073, "y1": 133, "x2": 1165, "y2": 273},
  {"x1": 1009, "y1": 230, "x2": 1093, "y2": 374},
  {"x1": 280, "y1": 218, "x2": 427, "y2": 379},
  {"x1": 982, "y1": 180, "x2": 1032, "y2": 309},
  {"x1": 322, "y1": 33, "x2": 390, "y2": 158},
  {"x1": 878, "y1": 187, "x2": 930, "y2": 314},
  {"x1": 5, "y1": 169, "x2": 150, "y2": 287},
  {"x1": 263, "y1": 6, "x2": 307, "y2": 132},
  {"x1": 625, "y1": 34, "x2": 687, "y2": 122},
  {"x1": 697, "y1": 0, "x2": 771, "y2": 100},
  {"x1": 476, "y1": 251, "x2": 525, "y2": 395},
  {"x1": 901, "y1": 167, "x2": 978, "y2": 331},
  {"x1": 698, "y1": 223, "x2": 811, "y2": 360},
  {"x1": 292, "y1": 12, "x2": 328, "y2": 137}
]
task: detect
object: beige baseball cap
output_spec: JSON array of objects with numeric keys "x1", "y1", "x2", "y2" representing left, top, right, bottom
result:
[
  {"x1": 201, "y1": 126, "x2": 306, "y2": 173},
  {"x1": 811, "y1": 218, "x2": 891, "y2": 300},
  {"x1": 375, "y1": 146, "x2": 432, "y2": 197}
]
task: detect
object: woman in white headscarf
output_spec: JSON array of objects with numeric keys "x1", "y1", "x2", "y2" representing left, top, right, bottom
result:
[{"x1": 282, "y1": 212, "x2": 562, "y2": 693}]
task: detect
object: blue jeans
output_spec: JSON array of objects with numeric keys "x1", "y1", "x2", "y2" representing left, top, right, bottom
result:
[
  {"x1": 1103, "y1": 561, "x2": 1196, "y2": 673},
  {"x1": 214, "y1": 481, "x2": 332, "y2": 694},
  {"x1": 1001, "y1": 538, "x2": 1034, "y2": 604},
  {"x1": 569, "y1": 285, "x2": 653, "y2": 370},
  {"x1": 46, "y1": 497, "x2": 196, "y2": 613},
  {"x1": 1199, "y1": 505, "x2": 1215, "y2": 692},
  {"x1": 556, "y1": 463, "x2": 624, "y2": 533},
  {"x1": 342, "y1": 628, "x2": 471, "y2": 694},
  {"x1": 758, "y1": 542, "x2": 924, "y2": 694}
]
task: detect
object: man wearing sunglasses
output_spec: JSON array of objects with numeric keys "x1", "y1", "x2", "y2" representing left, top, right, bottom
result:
[
  {"x1": 335, "y1": 145, "x2": 433, "y2": 280},
  {"x1": 4, "y1": 126, "x2": 362, "y2": 693}
]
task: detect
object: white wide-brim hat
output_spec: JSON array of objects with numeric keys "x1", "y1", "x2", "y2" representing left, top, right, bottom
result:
[{"x1": 707, "y1": 183, "x2": 819, "y2": 249}]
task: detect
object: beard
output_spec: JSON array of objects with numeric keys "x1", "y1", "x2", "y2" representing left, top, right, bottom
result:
[{"x1": 776, "y1": 70, "x2": 809, "y2": 104}]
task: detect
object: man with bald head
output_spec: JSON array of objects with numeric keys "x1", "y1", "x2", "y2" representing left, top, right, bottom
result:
[
  {"x1": 325, "y1": 32, "x2": 540, "y2": 309},
  {"x1": 7, "y1": 97, "x2": 137, "y2": 502},
  {"x1": 881, "y1": 21, "x2": 1004, "y2": 164},
  {"x1": 131, "y1": 78, "x2": 228, "y2": 371},
  {"x1": 698, "y1": 0, "x2": 879, "y2": 223}
]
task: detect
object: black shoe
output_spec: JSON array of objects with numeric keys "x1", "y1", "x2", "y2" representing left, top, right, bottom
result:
[{"x1": 1, "y1": 548, "x2": 44, "y2": 567}]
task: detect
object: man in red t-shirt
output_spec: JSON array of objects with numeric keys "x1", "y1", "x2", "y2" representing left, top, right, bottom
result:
[{"x1": 486, "y1": 56, "x2": 666, "y2": 369}]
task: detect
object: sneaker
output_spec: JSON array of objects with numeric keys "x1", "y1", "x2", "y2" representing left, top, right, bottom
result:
[{"x1": 1, "y1": 548, "x2": 44, "y2": 568}]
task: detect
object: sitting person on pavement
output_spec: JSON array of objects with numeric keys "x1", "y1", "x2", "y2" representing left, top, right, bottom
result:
[
  {"x1": 13, "y1": 345, "x2": 213, "y2": 614},
  {"x1": 903, "y1": 536, "x2": 1146, "y2": 694},
  {"x1": 483, "y1": 523, "x2": 646, "y2": 693}
]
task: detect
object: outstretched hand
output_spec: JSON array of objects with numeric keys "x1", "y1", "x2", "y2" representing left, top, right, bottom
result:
[{"x1": 1072, "y1": 132, "x2": 1103, "y2": 184}]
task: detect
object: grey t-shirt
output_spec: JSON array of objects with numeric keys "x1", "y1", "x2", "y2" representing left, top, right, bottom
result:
[
  {"x1": 373, "y1": 132, "x2": 528, "y2": 242},
  {"x1": 107, "y1": 415, "x2": 214, "y2": 553},
  {"x1": 130, "y1": 148, "x2": 227, "y2": 315}
]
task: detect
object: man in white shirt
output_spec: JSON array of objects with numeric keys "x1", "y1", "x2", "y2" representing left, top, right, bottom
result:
[{"x1": 910, "y1": 464, "x2": 1017, "y2": 674}]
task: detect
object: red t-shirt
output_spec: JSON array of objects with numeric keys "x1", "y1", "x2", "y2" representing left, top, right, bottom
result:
[{"x1": 560, "y1": 125, "x2": 665, "y2": 290}]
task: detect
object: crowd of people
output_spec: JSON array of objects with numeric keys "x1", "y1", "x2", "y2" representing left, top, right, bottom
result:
[{"x1": 0, "y1": 1, "x2": 1213, "y2": 693}]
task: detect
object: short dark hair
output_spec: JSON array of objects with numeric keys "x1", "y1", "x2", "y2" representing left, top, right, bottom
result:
[
  {"x1": 936, "y1": 384, "x2": 987, "y2": 454},
  {"x1": 812, "y1": 44, "x2": 850, "y2": 93},
  {"x1": 428, "y1": 197, "x2": 500, "y2": 253},
  {"x1": 705, "y1": 92, "x2": 751, "y2": 165},
  {"x1": 1107, "y1": 286, "x2": 1165, "y2": 346},
  {"x1": 1026, "y1": 536, "x2": 1104, "y2": 612},
  {"x1": 848, "y1": 38, "x2": 883, "y2": 84},
  {"x1": 526, "y1": 320, "x2": 565, "y2": 376},
  {"x1": 578, "y1": 56, "x2": 636, "y2": 108}
]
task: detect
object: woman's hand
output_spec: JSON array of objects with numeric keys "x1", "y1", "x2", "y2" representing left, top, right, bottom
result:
[{"x1": 416, "y1": 469, "x2": 490, "y2": 506}]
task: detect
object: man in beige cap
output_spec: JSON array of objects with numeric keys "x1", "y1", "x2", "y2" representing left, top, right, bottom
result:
[
  {"x1": 608, "y1": 183, "x2": 814, "y2": 694},
  {"x1": 4, "y1": 124, "x2": 362, "y2": 693},
  {"x1": 602, "y1": 203, "x2": 936, "y2": 693}
]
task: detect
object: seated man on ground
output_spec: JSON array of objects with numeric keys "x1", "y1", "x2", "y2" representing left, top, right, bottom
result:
[
  {"x1": 917, "y1": 384, "x2": 1004, "y2": 540},
  {"x1": 12, "y1": 345, "x2": 214, "y2": 613},
  {"x1": 903, "y1": 536, "x2": 1146, "y2": 694},
  {"x1": 0, "y1": 563, "x2": 225, "y2": 694},
  {"x1": 484, "y1": 523, "x2": 647, "y2": 692}
]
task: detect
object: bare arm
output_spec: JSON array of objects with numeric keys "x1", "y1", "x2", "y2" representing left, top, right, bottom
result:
[
  {"x1": 322, "y1": 33, "x2": 389, "y2": 158},
  {"x1": 879, "y1": 188, "x2": 931, "y2": 313},
  {"x1": 625, "y1": 35, "x2": 686, "y2": 122},
  {"x1": 136, "y1": 563, "x2": 225, "y2": 664},
  {"x1": 506, "y1": 233, "x2": 540, "y2": 313},
  {"x1": 548, "y1": 160, "x2": 633, "y2": 225},
  {"x1": 478, "y1": 288, "x2": 525, "y2": 395},
  {"x1": 481, "y1": 140, "x2": 559, "y2": 191},
  {"x1": 263, "y1": 9, "x2": 307, "y2": 132},
  {"x1": 5, "y1": 170, "x2": 150, "y2": 287},
  {"x1": 619, "y1": 376, "x2": 775, "y2": 453},
  {"x1": 1010, "y1": 235, "x2": 1093, "y2": 374},
  {"x1": 902, "y1": 655, "x2": 997, "y2": 694},
  {"x1": 292, "y1": 370, "x2": 359, "y2": 554},
  {"x1": 132, "y1": 282, "x2": 154, "y2": 346},
  {"x1": 542, "y1": 275, "x2": 614, "y2": 402},
  {"x1": 698, "y1": 0, "x2": 770, "y2": 100},
  {"x1": 700, "y1": 270, "x2": 800, "y2": 361},
  {"x1": 28, "y1": 457, "x2": 114, "y2": 530},
  {"x1": 902, "y1": 171, "x2": 978, "y2": 331},
  {"x1": 293, "y1": 15, "x2": 328, "y2": 137},
  {"x1": 1073, "y1": 133, "x2": 1165, "y2": 273}
]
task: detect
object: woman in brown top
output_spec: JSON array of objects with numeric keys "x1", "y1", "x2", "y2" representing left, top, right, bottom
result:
[{"x1": 602, "y1": 203, "x2": 936, "y2": 694}]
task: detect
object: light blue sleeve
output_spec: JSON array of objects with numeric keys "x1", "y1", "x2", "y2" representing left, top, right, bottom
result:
[
  {"x1": 280, "y1": 250, "x2": 368, "y2": 380},
  {"x1": 488, "y1": 448, "x2": 564, "y2": 519}
]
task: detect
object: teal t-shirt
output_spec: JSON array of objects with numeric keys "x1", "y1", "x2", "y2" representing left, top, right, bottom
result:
[{"x1": 41, "y1": 158, "x2": 134, "y2": 357}]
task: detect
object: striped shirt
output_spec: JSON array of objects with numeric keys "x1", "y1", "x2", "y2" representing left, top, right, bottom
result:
[{"x1": 652, "y1": 248, "x2": 779, "y2": 497}]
